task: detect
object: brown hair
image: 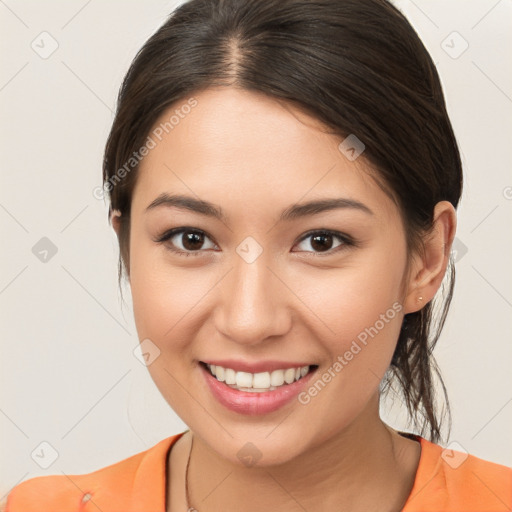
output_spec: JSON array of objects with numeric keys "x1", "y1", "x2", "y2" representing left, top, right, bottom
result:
[{"x1": 103, "y1": 0, "x2": 463, "y2": 444}]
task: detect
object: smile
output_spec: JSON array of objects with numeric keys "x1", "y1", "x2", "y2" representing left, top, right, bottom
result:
[
  {"x1": 199, "y1": 361, "x2": 319, "y2": 415},
  {"x1": 204, "y1": 362, "x2": 315, "y2": 392}
]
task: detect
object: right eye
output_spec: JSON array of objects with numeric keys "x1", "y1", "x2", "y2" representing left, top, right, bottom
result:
[{"x1": 155, "y1": 227, "x2": 217, "y2": 257}]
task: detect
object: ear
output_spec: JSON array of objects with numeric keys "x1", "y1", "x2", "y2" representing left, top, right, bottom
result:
[
  {"x1": 403, "y1": 201, "x2": 457, "y2": 314},
  {"x1": 110, "y1": 209, "x2": 130, "y2": 281},
  {"x1": 110, "y1": 209, "x2": 122, "y2": 238}
]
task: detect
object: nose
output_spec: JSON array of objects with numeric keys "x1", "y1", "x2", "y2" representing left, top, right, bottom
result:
[{"x1": 213, "y1": 252, "x2": 292, "y2": 346}]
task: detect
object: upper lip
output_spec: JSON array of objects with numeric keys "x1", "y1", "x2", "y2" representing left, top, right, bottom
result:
[{"x1": 201, "y1": 359, "x2": 316, "y2": 374}]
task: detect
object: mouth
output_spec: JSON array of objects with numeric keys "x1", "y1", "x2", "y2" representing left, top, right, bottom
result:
[
  {"x1": 200, "y1": 361, "x2": 319, "y2": 392},
  {"x1": 198, "y1": 361, "x2": 319, "y2": 415}
]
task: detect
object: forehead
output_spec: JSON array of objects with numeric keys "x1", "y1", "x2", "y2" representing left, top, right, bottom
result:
[{"x1": 133, "y1": 87, "x2": 396, "y2": 222}]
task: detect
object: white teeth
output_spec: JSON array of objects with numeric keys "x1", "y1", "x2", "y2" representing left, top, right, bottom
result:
[
  {"x1": 270, "y1": 370, "x2": 284, "y2": 387},
  {"x1": 206, "y1": 363, "x2": 313, "y2": 391},
  {"x1": 215, "y1": 366, "x2": 225, "y2": 382},
  {"x1": 238, "y1": 386, "x2": 275, "y2": 393},
  {"x1": 284, "y1": 368, "x2": 296, "y2": 384},
  {"x1": 235, "y1": 371, "x2": 253, "y2": 388},
  {"x1": 225, "y1": 368, "x2": 236, "y2": 385},
  {"x1": 253, "y1": 372, "x2": 271, "y2": 388}
]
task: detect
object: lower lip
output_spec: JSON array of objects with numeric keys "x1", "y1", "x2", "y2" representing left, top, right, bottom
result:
[{"x1": 200, "y1": 363, "x2": 317, "y2": 415}]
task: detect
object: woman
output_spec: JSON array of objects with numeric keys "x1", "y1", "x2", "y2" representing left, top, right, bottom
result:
[{"x1": 5, "y1": 0, "x2": 511, "y2": 510}]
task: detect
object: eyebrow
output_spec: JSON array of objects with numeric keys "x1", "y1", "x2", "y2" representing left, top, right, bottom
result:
[{"x1": 145, "y1": 193, "x2": 373, "y2": 221}]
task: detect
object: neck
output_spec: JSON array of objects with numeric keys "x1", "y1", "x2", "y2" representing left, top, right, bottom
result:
[{"x1": 170, "y1": 393, "x2": 420, "y2": 512}]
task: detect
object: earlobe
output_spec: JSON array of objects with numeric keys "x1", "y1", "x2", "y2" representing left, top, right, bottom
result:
[{"x1": 403, "y1": 201, "x2": 457, "y2": 314}]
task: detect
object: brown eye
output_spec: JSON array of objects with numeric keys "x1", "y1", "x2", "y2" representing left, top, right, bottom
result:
[
  {"x1": 310, "y1": 233, "x2": 335, "y2": 252},
  {"x1": 294, "y1": 230, "x2": 353, "y2": 255},
  {"x1": 180, "y1": 231, "x2": 206, "y2": 251},
  {"x1": 156, "y1": 227, "x2": 217, "y2": 256}
]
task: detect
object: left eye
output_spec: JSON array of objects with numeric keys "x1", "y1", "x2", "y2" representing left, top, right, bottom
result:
[{"x1": 294, "y1": 230, "x2": 351, "y2": 254}]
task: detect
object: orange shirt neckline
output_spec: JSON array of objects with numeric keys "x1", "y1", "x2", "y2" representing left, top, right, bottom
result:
[
  {"x1": 7, "y1": 429, "x2": 511, "y2": 511},
  {"x1": 127, "y1": 430, "x2": 432, "y2": 511}
]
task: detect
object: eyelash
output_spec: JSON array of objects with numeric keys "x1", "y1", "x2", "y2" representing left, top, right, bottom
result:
[{"x1": 154, "y1": 227, "x2": 356, "y2": 258}]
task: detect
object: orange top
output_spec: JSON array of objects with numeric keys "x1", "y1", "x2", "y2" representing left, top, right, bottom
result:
[{"x1": 5, "y1": 431, "x2": 512, "y2": 511}]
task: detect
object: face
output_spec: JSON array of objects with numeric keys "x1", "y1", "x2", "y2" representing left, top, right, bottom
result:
[{"x1": 126, "y1": 86, "x2": 414, "y2": 466}]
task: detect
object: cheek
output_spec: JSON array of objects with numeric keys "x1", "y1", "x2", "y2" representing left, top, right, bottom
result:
[
  {"x1": 291, "y1": 244, "x2": 406, "y2": 409},
  {"x1": 295, "y1": 246, "x2": 406, "y2": 349},
  {"x1": 128, "y1": 241, "x2": 214, "y2": 420},
  {"x1": 129, "y1": 237, "x2": 217, "y2": 355}
]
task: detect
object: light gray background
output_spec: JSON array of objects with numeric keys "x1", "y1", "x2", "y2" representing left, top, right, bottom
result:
[{"x1": 1, "y1": 0, "x2": 511, "y2": 500}]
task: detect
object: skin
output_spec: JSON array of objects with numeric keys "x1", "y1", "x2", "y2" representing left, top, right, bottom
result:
[{"x1": 112, "y1": 86, "x2": 456, "y2": 512}]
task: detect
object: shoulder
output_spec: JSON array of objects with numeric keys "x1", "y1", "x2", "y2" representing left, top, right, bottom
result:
[
  {"x1": 441, "y1": 447, "x2": 512, "y2": 509},
  {"x1": 404, "y1": 436, "x2": 512, "y2": 512},
  {"x1": 4, "y1": 433, "x2": 184, "y2": 512}
]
